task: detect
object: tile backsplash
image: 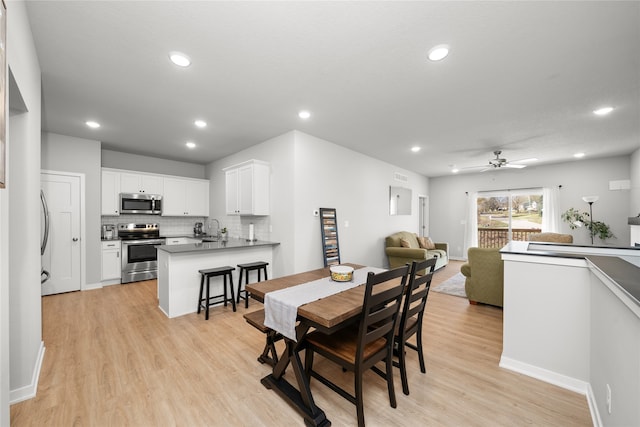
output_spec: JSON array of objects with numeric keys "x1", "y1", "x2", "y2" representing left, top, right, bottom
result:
[{"x1": 101, "y1": 215, "x2": 271, "y2": 240}]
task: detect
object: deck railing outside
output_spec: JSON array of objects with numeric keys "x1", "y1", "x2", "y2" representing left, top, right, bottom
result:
[{"x1": 478, "y1": 228, "x2": 541, "y2": 248}]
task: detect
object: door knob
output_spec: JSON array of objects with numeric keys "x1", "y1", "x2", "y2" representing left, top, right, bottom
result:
[{"x1": 72, "y1": 237, "x2": 79, "y2": 242}]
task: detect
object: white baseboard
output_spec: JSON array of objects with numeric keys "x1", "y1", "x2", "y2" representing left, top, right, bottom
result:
[
  {"x1": 499, "y1": 355, "x2": 589, "y2": 394},
  {"x1": 586, "y1": 383, "x2": 603, "y2": 427},
  {"x1": 83, "y1": 281, "x2": 103, "y2": 291},
  {"x1": 499, "y1": 356, "x2": 600, "y2": 426},
  {"x1": 9, "y1": 341, "x2": 45, "y2": 404}
]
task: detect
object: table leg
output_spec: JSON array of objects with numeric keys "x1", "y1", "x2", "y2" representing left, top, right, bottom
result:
[{"x1": 261, "y1": 326, "x2": 330, "y2": 426}]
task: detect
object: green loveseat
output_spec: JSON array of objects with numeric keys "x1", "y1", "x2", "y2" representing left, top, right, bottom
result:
[
  {"x1": 385, "y1": 231, "x2": 449, "y2": 271},
  {"x1": 460, "y1": 247, "x2": 504, "y2": 307}
]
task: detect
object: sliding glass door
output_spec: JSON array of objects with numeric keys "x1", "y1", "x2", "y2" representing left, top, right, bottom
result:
[{"x1": 476, "y1": 189, "x2": 543, "y2": 248}]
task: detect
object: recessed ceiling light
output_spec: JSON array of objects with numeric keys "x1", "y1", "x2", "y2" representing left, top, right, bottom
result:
[
  {"x1": 451, "y1": 168, "x2": 459, "y2": 174},
  {"x1": 185, "y1": 141, "x2": 196, "y2": 149},
  {"x1": 428, "y1": 44, "x2": 450, "y2": 61},
  {"x1": 593, "y1": 106, "x2": 614, "y2": 116},
  {"x1": 298, "y1": 110, "x2": 311, "y2": 119},
  {"x1": 85, "y1": 120, "x2": 100, "y2": 129},
  {"x1": 194, "y1": 120, "x2": 207, "y2": 128},
  {"x1": 574, "y1": 152, "x2": 585, "y2": 158},
  {"x1": 411, "y1": 146, "x2": 421, "y2": 153},
  {"x1": 169, "y1": 52, "x2": 191, "y2": 67}
]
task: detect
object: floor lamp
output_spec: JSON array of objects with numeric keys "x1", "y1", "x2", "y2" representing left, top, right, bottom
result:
[{"x1": 582, "y1": 196, "x2": 599, "y2": 244}]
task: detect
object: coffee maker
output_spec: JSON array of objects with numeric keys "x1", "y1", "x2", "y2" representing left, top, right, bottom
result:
[
  {"x1": 194, "y1": 222, "x2": 203, "y2": 236},
  {"x1": 102, "y1": 224, "x2": 116, "y2": 240}
]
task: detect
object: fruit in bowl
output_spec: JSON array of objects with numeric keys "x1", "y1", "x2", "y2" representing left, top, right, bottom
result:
[{"x1": 330, "y1": 265, "x2": 354, "y2": 282}]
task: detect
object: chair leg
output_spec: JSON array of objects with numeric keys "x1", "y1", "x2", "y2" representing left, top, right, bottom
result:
[
  {"x1": 398, "y1": 339, "x2": 410, "y2": 395},
  {"x1": 355, "y1": 367, "x2": 365, "y2": 427},
  {"x1": 236, "y1": 268, "x2": 243, "y2": 304},
  {"x1": 197, "y1": 274, "x2": 204, "y2": 314},
  {"x1": 205, "y1": 276, "x2": 210, "y2": 320},
  {"x1": 244, "y1": 270, "x2": 250, "y2": 309},
  {"x1": 416, "y1": 328, "x2": 426, "y2": 374},
  {"x1": 386, "y1": 349, "x2": 398, "y2": 408},
  {"x1": 227, "y1": 272, "x2": 236, "y2": 312}
]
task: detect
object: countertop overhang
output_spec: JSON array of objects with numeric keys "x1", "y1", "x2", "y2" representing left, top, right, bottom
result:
[{"x1": 157, "y1": 238, "x2": 280, "y2": 254}]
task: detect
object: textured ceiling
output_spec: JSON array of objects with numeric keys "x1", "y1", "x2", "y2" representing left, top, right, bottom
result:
[{"x1": 23, "y1": 1, "x2": 640, "y2": 177}]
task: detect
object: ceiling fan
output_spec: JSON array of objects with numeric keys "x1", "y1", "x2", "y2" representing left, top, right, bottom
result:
[
  {"x1": 455, "y1": 150, "x2": 536, "y2": 173},
  {"x1": 486, "y1": 150, "x2": 526, "y2": 169}
]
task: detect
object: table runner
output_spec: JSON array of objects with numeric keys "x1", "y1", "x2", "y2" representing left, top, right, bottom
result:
[{"x1": 264, "y1": 266, "x2": 386, "y2": 341}]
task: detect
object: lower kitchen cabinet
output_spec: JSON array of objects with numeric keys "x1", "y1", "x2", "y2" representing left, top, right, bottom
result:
[{"x1": 101, "y1": 240, "x2": 121, "y2": 281}]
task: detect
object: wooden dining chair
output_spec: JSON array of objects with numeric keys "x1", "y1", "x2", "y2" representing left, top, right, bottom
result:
[
  {"x1": 303, "y1": 266, "x2": 410, "y2": 427},
  {"x1": 394, "y1": 258, "x2": 437, "y2": 395}
]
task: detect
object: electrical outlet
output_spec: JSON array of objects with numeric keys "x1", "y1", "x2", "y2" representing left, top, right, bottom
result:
[{"x1": 606, "y1": 384, "x2": 612, "y2": 414}]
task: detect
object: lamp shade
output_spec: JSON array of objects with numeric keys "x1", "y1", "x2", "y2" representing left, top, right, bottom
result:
[{"x1": 582, "y1": 196, "x2": 599, "y2": 203}]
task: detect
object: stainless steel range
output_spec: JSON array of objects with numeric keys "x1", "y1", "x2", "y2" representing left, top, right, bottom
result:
[{"x1": 119, "y1": 223, "x2": 165, "y2": 284}]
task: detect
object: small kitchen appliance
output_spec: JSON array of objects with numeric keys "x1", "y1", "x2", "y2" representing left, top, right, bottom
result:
[
  {"x1": 194, "y1": 222, "x2": 203, "y2": 236},
  {"x1": 119, "y1": 193, "x2": 162, "y2": 215},
  {"x1": 102, "y1": 224, "x2": 116, "y2": 240}
]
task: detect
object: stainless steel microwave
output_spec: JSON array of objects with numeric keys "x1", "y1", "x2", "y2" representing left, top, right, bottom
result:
[{"x1": 119, "y1": 193, "x2": 162, "y2": 215}]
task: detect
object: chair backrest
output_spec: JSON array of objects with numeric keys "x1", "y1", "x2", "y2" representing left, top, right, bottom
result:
[
  {"x1": 398, "y1": 258, "x2": 437, "y2": 338},
  {"x1": 356, "y1": 266, "x2": 409, "y2": 361}
]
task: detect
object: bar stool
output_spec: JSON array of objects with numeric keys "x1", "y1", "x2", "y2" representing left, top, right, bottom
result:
[
  {"x1": 236, "y1": 261, "x2": 269, "y2": 308},
  {"x1": 197, "y1": 266, "x2": 236, "y2": 319}
]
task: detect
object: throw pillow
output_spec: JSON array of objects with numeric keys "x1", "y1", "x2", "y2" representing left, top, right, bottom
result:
[
  {"x1": 400, "y1": 238, "x2": 411, "y2": 248},
  {"x1": 418, "y1": 236, "x2": 436, "y2": 250}
]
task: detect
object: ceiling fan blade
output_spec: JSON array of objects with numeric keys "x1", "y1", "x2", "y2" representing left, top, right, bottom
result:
[{"x1": 505, "y1": 164, "x2": 526, "y2": 169}]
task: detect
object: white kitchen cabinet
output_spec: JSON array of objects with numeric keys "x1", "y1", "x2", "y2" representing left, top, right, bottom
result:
[
  {"x1": 101, "y1": 170, "x2": 121, "y2": 216},
  {"x1": 101, "y1": 240, "x2": 121, "y2": 281},
  {"x1": 120, "y1": 172, "x2": 163, "y2": 195},
  {"x1": 224, "y1": 160, "x2": 270, "y2": 215},
  {"x1": 162, "y1": 177, "x2": 209, "y2": 217}
]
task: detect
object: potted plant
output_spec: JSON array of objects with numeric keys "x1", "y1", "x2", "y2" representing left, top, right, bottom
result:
[
  {"x1": 220, "y1": 227, "x2": 228, "y2": 241},
  {"x1": 561, "y1": 208, "x2": 615, "y2": 242}
]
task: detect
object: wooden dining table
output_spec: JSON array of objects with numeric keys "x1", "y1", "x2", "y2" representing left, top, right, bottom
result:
[{"x1": 246, "y1": 263, "x2": 367, "y2": 427}]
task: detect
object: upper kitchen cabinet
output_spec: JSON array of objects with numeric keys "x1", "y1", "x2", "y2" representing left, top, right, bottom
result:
[
  {"x1": 162, "y1": 177, "x2": 209, "y2": 217},
  {"x1": 101, "y1": 170, "x2": 121, "y2": 215},
  {"x1": 120, "y1": 172, "x2": 164, "y2": 195},
  {"x1": 224, "y1": 160, "x2": 270, "y2": 215}
]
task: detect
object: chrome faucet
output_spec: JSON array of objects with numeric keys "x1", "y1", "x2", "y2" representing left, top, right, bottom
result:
[{"x1": 209, "y1": 218, "x2": 220, "y2": 239}]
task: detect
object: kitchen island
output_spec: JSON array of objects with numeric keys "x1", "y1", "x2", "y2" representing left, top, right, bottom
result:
[
  {"x1": 157, "y1": 238, "x2": 280, "y2": 318},
  {"x1": 500, "y1": 241, "x2": 640, "y2": 427}
]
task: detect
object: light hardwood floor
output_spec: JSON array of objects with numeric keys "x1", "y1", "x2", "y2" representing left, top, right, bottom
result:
[{"x1": 11, "y1": 261, "x2": 592, "y2": 426}]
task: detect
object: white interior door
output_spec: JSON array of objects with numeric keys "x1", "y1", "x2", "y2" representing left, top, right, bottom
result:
[{"x1": 41, "y1": 172, "x2": 81, "y2": 295}]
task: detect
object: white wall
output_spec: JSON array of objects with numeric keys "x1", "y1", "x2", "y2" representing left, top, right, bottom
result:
[
  {"x1": 205, "y1": 130, "x2": 429, "y2": 277},
  {"x1": 102, "y1": 149, "x2": 206, "y2": 179},
  {"x1": 41, "y1": 133, "x2": 101, "y2": 286},
  {"x1": 3, "y1": 0, "x2": 43, "y2": 420},
  {"x1": 291, "y1": 131, "x2": 428, "y2": 272},
  {"x1": 430, "y1": 155, "x2": 632, "y2": 259},
  {"x1": 630, "y1": 147, "x2": 640, "y2": 217}
]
